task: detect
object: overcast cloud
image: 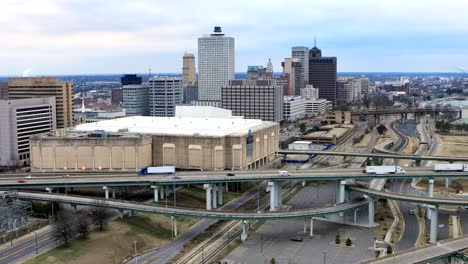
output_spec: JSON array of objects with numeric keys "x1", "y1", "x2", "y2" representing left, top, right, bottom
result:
[{"x1": 1, "y1": 0, "x2": 468, "y2": 75}]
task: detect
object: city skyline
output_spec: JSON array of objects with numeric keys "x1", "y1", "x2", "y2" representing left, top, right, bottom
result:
[{"x1": 1, "y1": 0, "x2": 468, "y2": 76}]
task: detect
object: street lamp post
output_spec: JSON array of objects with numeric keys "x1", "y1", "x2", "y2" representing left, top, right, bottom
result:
[
  {"x1": 35, "y1": 232, "x2": 38, "y2": 254},
  {"x1": 133, "y1": 240, "x2": 138, "y2": 264}
]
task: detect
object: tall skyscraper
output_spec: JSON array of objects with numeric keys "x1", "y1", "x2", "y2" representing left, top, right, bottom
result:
[
  {"x1": 308, "y1": 45, "x2": 337, "y2": 103},
  {"x1": 222, "y1": 79, "x2": 283, "y2": 122},
  {"x1": 8, "y1": 77, "x2": 73, "y2": 128},
  {"x1": 0, "y1": 97, "x2": 56, "y2": 166},
  {"x1": 265, "y1": 58, "x2": 274, "y2": 78},
  {"x1": 292, "y1": 46, "x2": 309, "y2": 87},
  {"x1": 282, "y1": 58, "x2": 303, "y2": 96},
  {"x1": 182, "y1": 53, "x2": 196, "y2": 86},
  {"x1": 198, "y1": 26, "x2": 235, "y2": 102},
  {"x1": 121, "y1": 74, "x2": 142, "y2": 86},
  {"x1": 122, "y1": 84, "x2": 149, "y2": 116},
  {"x1": 149, "y1": 77, "x2": 183, "y2": 117}
]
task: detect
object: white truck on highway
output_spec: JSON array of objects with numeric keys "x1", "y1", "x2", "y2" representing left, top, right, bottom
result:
[
  {"x1": 433, "y1": 164, "x2": 468, "y2": 172},
  {"x1": 364, "y1": 166, "x2": 405, "y2": 174},
  {"x1": 139, "y1": 166, "x2": 176, "y2": 175}
]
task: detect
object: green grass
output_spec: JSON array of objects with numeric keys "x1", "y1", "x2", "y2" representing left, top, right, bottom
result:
[{"x1": 25, "y1": 213, "x2": 198, "y2": 264}]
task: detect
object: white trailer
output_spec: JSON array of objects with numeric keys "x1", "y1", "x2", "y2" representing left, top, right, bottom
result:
[
  {"x1": 364, "y1": 166, "x2": 405, "y2": 174},
  {"x1": 139, "y1": 166, "x2": 176, "y2": 175},
  {"x1": 433, "y1": 164, "x2": 468, "y2": 172}
]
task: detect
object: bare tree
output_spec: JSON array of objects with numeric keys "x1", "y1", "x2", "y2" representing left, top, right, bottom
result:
[
  {"x1": 76, "y1": 213, "x2": 91, "y2": 239},
  {"x1": 54, "y1": 209, "x2": 77, "y2": 246},
  {"x1": 91, "y1": 200, "x2": 111, "y2": 231}
]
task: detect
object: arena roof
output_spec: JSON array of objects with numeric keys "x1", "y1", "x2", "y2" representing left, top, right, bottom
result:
[{"x1": 74, "y1": 115, "x2": 274, "y2": 137}]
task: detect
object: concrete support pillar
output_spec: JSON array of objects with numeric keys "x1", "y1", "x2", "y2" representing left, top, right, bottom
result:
[
  {"x1": 171, "y1": 216, "x2": 178, "y2": 237},
  {"x1": 310, "y1": 218, "x2": 314, "y2": 237},
  {"x1": 303, "y1": 217, "x2": 307, "y2": 233},
  {"x1": 46, "y1": 188, "x2": 53, "y2": 193},
  {"x1": 112, "y1": 188, "x2": 116, "y2": 199},
  {"x1": 430, "y1": 206, "x2": 438, "y2": 244},
  {"x1": 212, "y1": 184, "x2": 217, "y2": 209},
  {"x1": 368, "y1": 197, "x2": 375, "y2": 226},
  {"x1": 427, "y1": 179, "x2": 434, "y2": 220},
  {"x1": 302, "y1": 180, "x2": 306, "y2": 187},
  {"x1": 276, "y1": 183, "x2": 282, "y2": 207},
  {"x1": 72, "y1": 204, "x2": 77, "y2": 213},
  {"x1": 338, "y1": 180, "x2": 346, "y2": 204},
  {"x1": 268, "y1": 182, "x2": 276, "y2": 211},
  {"x1": 165, "y1": 185, "x2": 170, "y2": 197},
  {"x1": 103, "y1": 186, "x2": 109, "y2": 199},
  {"x1": 203, "y1": 184, "x2": 213, "y2": 210},
  {"x1": 241, "y1": 220, "x2": 248, "y2": 241},
  {"x1": 217, "y1": 183, "x2": 223, "y2": 205},
  {"x1": 160, "y1": 186, "x2": 165, "y2": 199},
  {"x1": 445, "y1": 178, "x2": 452, "y2": 188},
  {"x1": 151, "y1": 186, "x2": 159, "y2": 202}
]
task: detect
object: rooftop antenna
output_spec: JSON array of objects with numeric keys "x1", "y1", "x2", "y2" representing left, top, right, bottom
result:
[
  {"x1": 148, "y1": 68, "x2": 152, "y2": 80},
  {"x1": 314, "y1": 36, "x2": 317, "y2": 47}
]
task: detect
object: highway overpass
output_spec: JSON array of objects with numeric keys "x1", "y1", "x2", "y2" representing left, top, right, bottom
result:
[
  {"x1": 5, "y1": 191, "x2": 368, "y2": 221},
  {"x1": 1, "y1": 168, "x2": 467, "y2": 189},
  {"x1": 278, "y1": 149, "x2": 468, "y2": 163}
]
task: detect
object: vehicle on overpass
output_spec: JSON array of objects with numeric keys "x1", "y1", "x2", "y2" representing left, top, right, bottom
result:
[
  {"x1": 138, "y1": 166, "x2": 176, "y2": 176},
  {"x1": 434, "y1": 164, "x2": 468, "y2": 172},
  {"x1": 364, "y1": 166, "x2": 405, "y2": 174}
]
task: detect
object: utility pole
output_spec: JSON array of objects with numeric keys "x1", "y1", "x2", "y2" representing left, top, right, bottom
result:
[
  {"x1": 133, "y1": 240, "x2": 138, "y2": 264},
  {"x1": 35, "y1": 232, "x2": 38, "y2": 254}
]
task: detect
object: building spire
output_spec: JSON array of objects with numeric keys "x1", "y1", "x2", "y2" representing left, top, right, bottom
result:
[{"x1": 314, "y1": 36, "x2": 317, "y2": 47}]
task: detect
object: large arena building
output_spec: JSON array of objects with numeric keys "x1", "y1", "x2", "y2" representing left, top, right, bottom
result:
[{"x1": 30, "y1": 106, "x2": 279, "y2": 172}]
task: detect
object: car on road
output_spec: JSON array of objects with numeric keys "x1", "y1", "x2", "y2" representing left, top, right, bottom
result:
[
  {"x1": 17, "y1": 179, "x2": 26, "y2": 183},
  {"x1": 290, "y1": 235, "x2": 303, "y2": 242},
  {"x1": 409, "y1": 209, "x2": 414, "y2": 215},
  {"x1": 226, "y1": 173, "x2": 235, "y2": 176},
  {"x1": 25, "y1": 175, "x2": 32, "y2": 179}
]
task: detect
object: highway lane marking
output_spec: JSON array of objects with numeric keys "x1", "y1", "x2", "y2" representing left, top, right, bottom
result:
[{"x1": 0, "y1": 235, "x2": 58, "y2": 262}]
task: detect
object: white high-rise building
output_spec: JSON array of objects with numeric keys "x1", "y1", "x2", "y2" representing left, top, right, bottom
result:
[
  {"x1": 300, "y1": 85, "x2": 319, "y2": 100},
  {"x1": 292, "y1": 46, "x2": 309, "y2": 88},
  {"x1": 198, "y1": 26, "x2": 235, "y2": 102},
  {"x1": 149, "y1": 77, "x2": 183, "y2": 117}
]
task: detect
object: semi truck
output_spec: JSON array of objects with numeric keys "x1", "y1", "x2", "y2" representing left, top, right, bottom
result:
[
  {"x1": 364, "y1": 166, "x2": 405, "y2": 174},
  {"x1": 139, "y1": 166, "x2": 176, "y2": 175},
  {"x1": 433, "y1": 164, "x2": 468, "y2": 172}
]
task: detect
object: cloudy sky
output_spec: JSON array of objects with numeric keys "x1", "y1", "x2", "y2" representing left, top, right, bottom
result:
[{"x1": 1, "y1": 0, "x2": 468, "y2": 76}]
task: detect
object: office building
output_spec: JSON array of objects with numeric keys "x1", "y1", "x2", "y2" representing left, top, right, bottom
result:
[
  {"x1": 111, "y1": 88, "x2": 123, "y2": 104},
  {"x1": 198, "y1": 26, "x2": 235, "y2": 102},
  {"x1": 275, "y1": 76, "x2": 289, "y2": 97},
  {"x1": 300, "y1": 85, "x2": 319, "y2": 100},
  {"x1": 283, "y1": 96, "x2": 306, "y2": 121},
  {"x1": 308, "y1": 45, "x2": 337, "y2": 103},
  {"x1": 121, "y1": 74, "x2": 142, "y2": 86},
  {"x1": 282, "y1": 58, "x2": 302, "y2": 96},
  {"x1": 122, "y1": 84, "x2": 149, "y2": 116},
  {"x1": 182, "y1": 53, "x2": 196, "y2": 85},
  {"x1": 0, "y1": 82, "x2": 8, "y2": 99},
  {"x1": 8, "y1": 77, "x2": 73, "y2": 128},
  {"x1": 247, "y1": 66, "x2": 266, "y2": 79},
  {"x1": 304, "y1": 99, "x2": 332, "y2": 115},
  {"x1": 148, "y1": 77, "x2": 183, "y2": 117},
  {"x1": 221, "y1": 79, "x2": 283, "y2": 122},
  {"x1": 30, "y1": 106, "x2": 279, "y2": 171},
  {"x1": 336, "y1": 80, "x2": 350, "y2": 105},
  {"x1": 183, "y1": 85, "x2": 198, "y2": 104},
  {"x1": 0, "y1": 97, "x2": 56, "y2": 166},
  {"x1": 265, "y1": 58, "x2": 274, "y2": 78},
  {"x1": 292, "y1": 46, "x2": 309, "y2": 87}
]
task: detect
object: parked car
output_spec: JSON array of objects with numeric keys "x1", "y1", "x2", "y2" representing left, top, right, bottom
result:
[
  {"x1": 290, "y1": 235, "x2": 303, "y2": 242},
  {"x1": 226, "y1": 173, "x2": 235, "y2": 176},
  {"x1": 409, "y1": 209, "x2": 414, "y2": 215},
  {"x1": 25, "y1": 175, "x2": 32, "y2": 179},
  {"x1": 17, "y1": 179, "x2": 26, "y2": 183}
]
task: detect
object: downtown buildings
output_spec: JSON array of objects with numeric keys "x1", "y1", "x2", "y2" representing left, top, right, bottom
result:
[
  {"x1": 308, "y1": 45, "x2": 337, "y2": 104},
  {"x1": 8, "y1": 77, "x2": 73, "y2": 128},
  {"x1": 198, "y1": 26, "x2": 235, "y2": 104},
  {"x1": 182, "y1": 52, "x2": 196, "y2": 86},
  {"x1": 149, "y1": 77, "x2": 183, "y2": 117}
]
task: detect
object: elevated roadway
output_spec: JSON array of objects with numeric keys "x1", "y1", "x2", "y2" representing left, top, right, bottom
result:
[
  {"x1": 351, "y1": 107, "x2": 461, "y2": 116},
  {"x1": 349, "y1": 186, "x2": 468, "y2": 206},
  {"x1": 1, "y1": 168, "x2": 468, "y2": 189},
  {"x1": 7, "y1": 192, "x2": 368, "y2": 220},
  {"x1": 362, "y1": 235, "x2": 468, "y2": 264},
  {"x1": 278, "y1": 149, "x2": 468, "y2": 162}
]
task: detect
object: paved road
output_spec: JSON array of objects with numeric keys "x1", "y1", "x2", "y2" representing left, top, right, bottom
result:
[
  {"x1": 361, "y1": 235, "x2": 468, "y2": 264},
  {"x1": 3, "y1": 168, "x2": 468, "y2": 189},
  {"x1": 224, "y1": 183, "x2": 376, "y2": 264}
]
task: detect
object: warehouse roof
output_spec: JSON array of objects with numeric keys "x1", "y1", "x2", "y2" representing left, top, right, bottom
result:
[{"x1": 74, "y1": 115, "x2": 274, "y2": 137}]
